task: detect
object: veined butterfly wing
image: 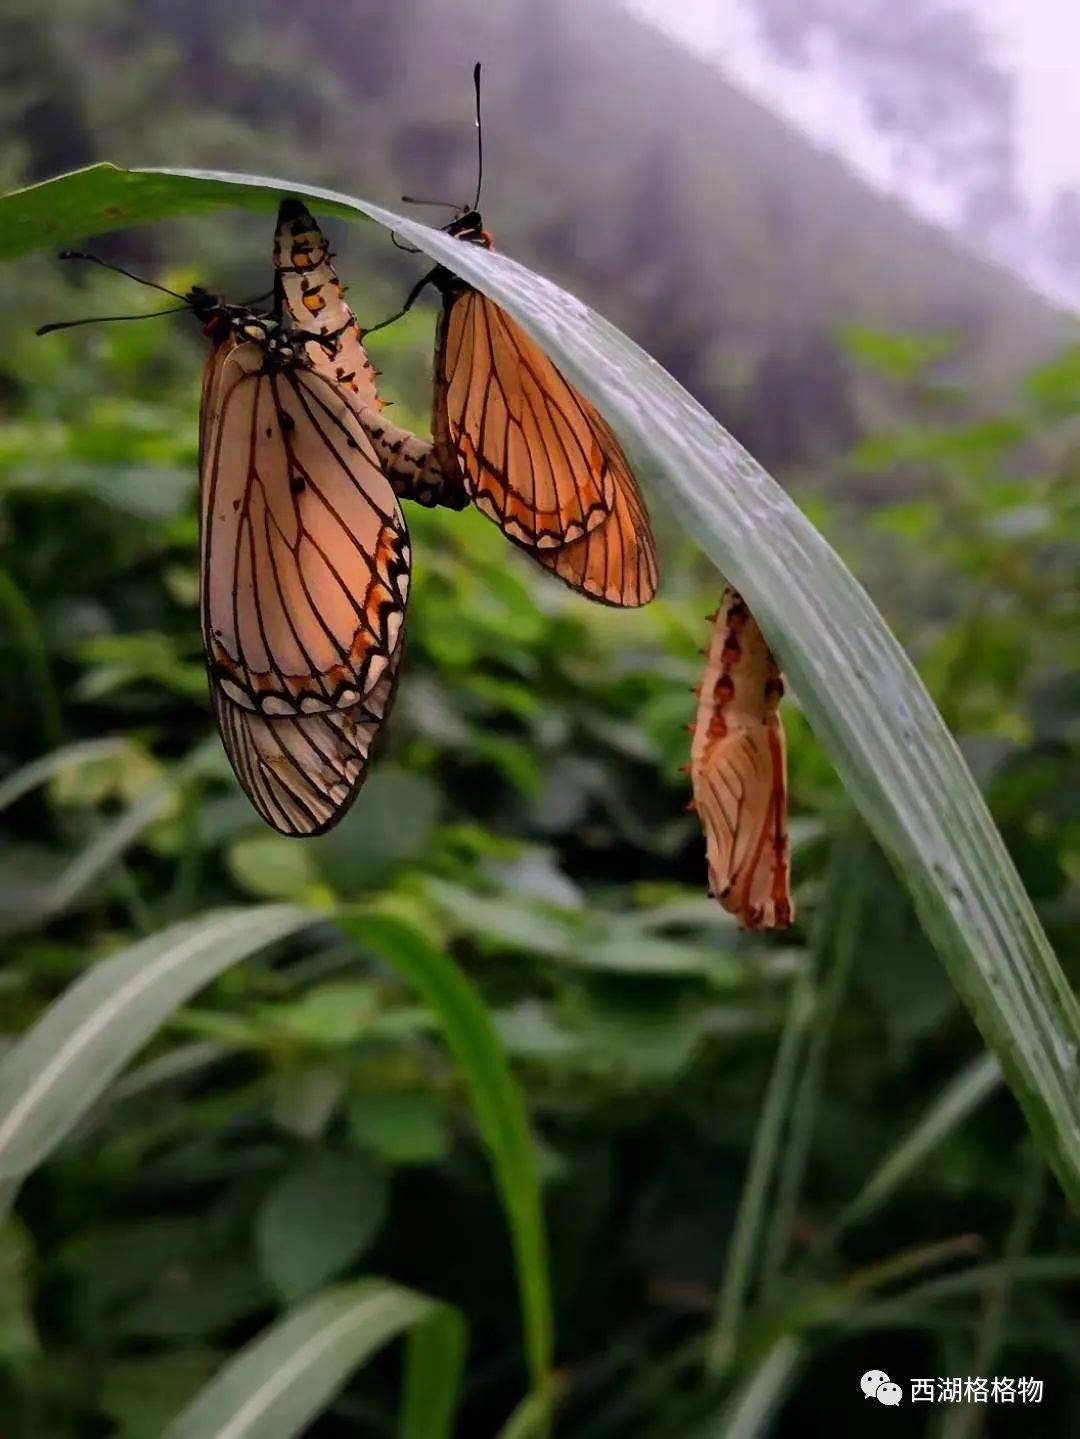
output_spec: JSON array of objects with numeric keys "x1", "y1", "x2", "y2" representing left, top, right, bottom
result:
[
  {"x1": 200, "y1": 333, "x2": 409, "y2": 716},
  {"x1": 211, "y1": 635, "x2": 404, "y2": 836},
  {"x1": 426, "y1": 216, "x2": 658, "y2": 605},
  {"x1": 689, "y1": 590, "x2": 793, "y2": 929},
  {"x1": 435, "y1": 272, "x2": 617, "y2": 549}
]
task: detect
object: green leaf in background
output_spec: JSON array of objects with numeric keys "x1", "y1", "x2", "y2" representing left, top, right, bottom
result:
[
  {"x1": 311, "y1": 768, "x2": 441, "y2": 896},
  {"x1": 161, "y1": 1279, "x2": 464, "y2": 1439},
  {"x1": 256, "y1": 1152, "x2": 387, "y2": 1303},
  {"x1": 0, "y1": 905, "x2": 315, "y2": 1190},
  {"x1": 226, "y1": 833, "x2": 321, "y2": 902},
  {"x1": 3, "y1": 163, "x2": 1069, "y2": 1203},
  {"x1": 349, "y1": 1092, "x2": 448, "y2": 1166},
  {"x1": 0, "y1": 1219, "x2": 38, "y2": 1361},
  {"x1": 0, "y1": 737, "x2": 131, "y2": 813}
]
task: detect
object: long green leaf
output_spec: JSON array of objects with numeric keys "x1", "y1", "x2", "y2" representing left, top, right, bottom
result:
[
  {"x1": 161, "y1": 1279, "x2": 463, "y2": 1439},
  {"x1": 341, "y1": 914, "x2": 552, "y2": 1392},
  {"x1": 0, "y1": 905, "x2": 314, "y2": 1187},
  {"x1": 0, "y1": 164, "x2": 1076, "y2": 1201}
]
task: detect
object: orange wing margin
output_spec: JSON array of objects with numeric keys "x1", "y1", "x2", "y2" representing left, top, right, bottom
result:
[{"x1": 689, "y1": 590, "x2": 793, "y2": 929}]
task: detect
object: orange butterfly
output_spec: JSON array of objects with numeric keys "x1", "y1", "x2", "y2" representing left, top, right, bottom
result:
[
  {"x1": 369, "y1": 65, "x2": 658, "y2": 607},
  {"x1": 196, "y1": 276, "x2": 411, "y2": 835},
  {"x1": 42, "y1": 212, "x2": 445, "y2": 836},
  {"x1": 688, "y1": 590, "x2": 793, "y2": 929}
]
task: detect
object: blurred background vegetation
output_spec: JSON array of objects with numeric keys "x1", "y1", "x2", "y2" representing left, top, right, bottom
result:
[{"x1": 0, "y1": 0, "x2": 1077, "y2": 1434}]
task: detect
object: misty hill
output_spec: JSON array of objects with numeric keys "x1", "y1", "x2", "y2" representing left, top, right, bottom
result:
[{"x1": 6, "y1": 0, "x2": 1072, "y2": 468}]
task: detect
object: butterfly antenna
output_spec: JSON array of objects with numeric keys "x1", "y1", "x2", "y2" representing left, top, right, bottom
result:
[
  {"x1": 472, "y1": 61, "x2": 484, "y2": 212},
  {"x1": 58, "y1": 250, "x2": 187, "y2": 301},
  {"x1": 36, "y1": 304, "x2": 190, "y2": 337},
  {"x1": 400, "y1": 195, "x2": 459, "y2": 210}
]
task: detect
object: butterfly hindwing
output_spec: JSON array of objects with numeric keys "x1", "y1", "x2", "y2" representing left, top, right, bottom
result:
[
  {"x1": 211, "y1": 637, "x2": 403, "y2": 837},
  {"x1": 428, "y1": 221, "x2": 658, "y2": 605}
]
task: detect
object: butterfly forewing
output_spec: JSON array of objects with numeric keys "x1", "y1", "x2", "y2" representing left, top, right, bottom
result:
[
  {"x1": 438, "y1": 290, "x2": 622, "y2": 549},
  {"x1": 200, "y1": 341, "x2": 409, "y2": 716},
  {"x1": 689, "y1": 590, "x2": 793, "y2": 929}
]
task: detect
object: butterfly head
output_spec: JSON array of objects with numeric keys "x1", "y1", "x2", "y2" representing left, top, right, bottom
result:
[
  {"x1": 186, "y1": 288, "x2": 284, "y2": 349},
  {"x1": 445, "y1": 208, "x2": 492, "y2": 249}
]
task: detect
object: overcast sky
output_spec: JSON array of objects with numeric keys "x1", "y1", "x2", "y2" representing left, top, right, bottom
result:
[{"x1": 626, "y1": 0, "x2": 1080, "y2": 299}]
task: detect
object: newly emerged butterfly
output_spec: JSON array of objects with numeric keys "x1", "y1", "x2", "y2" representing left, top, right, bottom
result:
[
  {"x1": 688, "y1": 590, "x2": 793, "y2": 930},
  {"x1": 370, "y1": 65, "x2": 658, "y2": 607}
]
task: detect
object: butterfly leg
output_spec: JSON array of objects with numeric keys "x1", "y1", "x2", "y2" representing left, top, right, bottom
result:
[{"x1": 361, "y1": 270, "x2": 437, "y2": 338}]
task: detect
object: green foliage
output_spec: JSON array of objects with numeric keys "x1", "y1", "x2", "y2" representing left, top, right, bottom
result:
[{"x1": 0, "y1": 164, "x2": 1076, "y2": 1439}]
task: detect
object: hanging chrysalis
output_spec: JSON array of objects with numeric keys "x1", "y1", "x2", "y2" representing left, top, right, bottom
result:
[{"x1": 688, "y1": 590, "x2": 793, "y2": 929}]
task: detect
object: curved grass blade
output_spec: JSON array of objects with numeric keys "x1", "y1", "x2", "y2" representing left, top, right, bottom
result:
[
  {"x1": 0, "y1": 165, "x2": 1075, "y2": 1202},
  {"x1": 832, "y1": 1053, "x2": 1002, "y2": 1239},
  {"x1": 0, "y1": 737, "x2": 130, "y2": 813},
  {"x1": 0, "y1": 905, "x2": 315, "y2": 1189},
  {"x1": 161, "y1": 1279, "x2": 464, "y2": 1439},
  {"x1": 341, "y1": 914, "x2": 552, "y2": 1392}
]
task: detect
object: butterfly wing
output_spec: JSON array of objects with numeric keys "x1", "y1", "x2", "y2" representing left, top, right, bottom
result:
[
  {"x1": 199, "y1": 338, "x2": 409, "y2": 716},
  {"x1": 533, "y1": 439, "x2": 658, "y2": 606},
  {"x1": 436, "y1": 288, "x2": 630, "y2": 549},
  {"x1": 689, "y1": 591, "x2": 793, "y2": 929},
  {"x1": 211, "y1": 635, "x2": 403, "y2": 836}
]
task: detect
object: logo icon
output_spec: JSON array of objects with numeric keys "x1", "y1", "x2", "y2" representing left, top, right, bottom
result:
[{"x1": 861, "y1": 1370, "x2": 903, "y2": 1405}]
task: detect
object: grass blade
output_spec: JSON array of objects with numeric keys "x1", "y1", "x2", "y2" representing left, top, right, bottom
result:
[
  {"x1": 710, "y1": 969, "x2": 813, "y2": 1371},
  {"x1": 0, "y1": 165, "x2": 1076, "y2": 1202},
  {"x1": 161, "y1": 1279, "x2": 463, "y2": 1439},
  {"x1": 707, "y1": 1336, "x2": 804, "y2": 1439},
  {"x1": 341, "y1": 914, "x2": 553, "y2": 1395},
  {"x1": 0, "y1": 737, "x2": 130, "y2": 813},
  {"x1": 832, "y1": 1053, "x2": 1002, "y2": 1238},
  {"x1": 0, "y1": 905, "x2": 314, "y2": 1187},
  {"x1": 400, "y1": 1301, "x2": 469, "y2": 1439}
]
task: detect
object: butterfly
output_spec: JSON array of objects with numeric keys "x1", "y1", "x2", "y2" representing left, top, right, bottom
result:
[
  {"x1": 688, "y1": 590, "x2": 793, "y2": 929},
  {"x1": 41, "y1": 230, "x2": 413, "y2": 836},
  {"x1": 197, "y1": 278, "x2": 413, "y2": 835},
  {"x1": 369, "y1": 64, "x2": 658, "y2": 608}
]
